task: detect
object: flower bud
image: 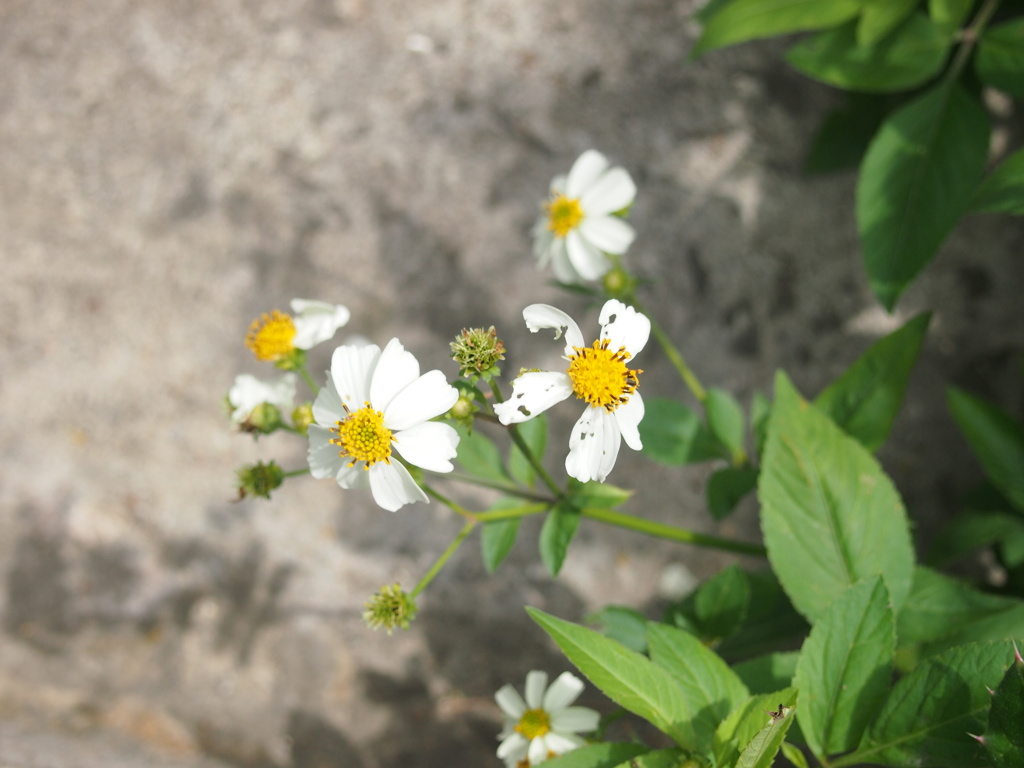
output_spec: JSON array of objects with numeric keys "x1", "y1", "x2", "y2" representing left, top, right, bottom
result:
[
  {"x1": 274, "y1": 347, "x2": 307, "y2": 372},
  {"x1": 236, "y1": 460, "x2": 285, "y2": 500},
  {"x1": 601, "y1": 264, "x2": 636, "y2": 300},
  {"x1": 363, "y1": 583, "x2": 417, "y2": 634},
  {"x1": 292, "y1": 402, "x2": 314, "y2": 435},
  {"x1": 244, "y1": 403, "x2": 284, "y2": 434},
  {"x1": 450, "y1": 326, "x2": 505, "y2": 382}
]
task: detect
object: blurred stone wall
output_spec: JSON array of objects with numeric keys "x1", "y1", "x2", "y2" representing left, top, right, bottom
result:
[{"x1": 1, "y1": 1, "x2": 1022, "y2": 766}]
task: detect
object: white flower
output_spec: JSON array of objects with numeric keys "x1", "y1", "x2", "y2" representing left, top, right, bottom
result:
[
  {"x1": 227, "y1": 373, "x2": 297, "y2": 423},
  {"x1": 494, "y1": 300, "x2": 650, "y2": 483},
  {"x1": 290, "y1": 299, "x2": 351, "y2": 350},
  {"x1": 307, "y1": 338, "x2": 460, "y2": 512},
  {"x1": 495, "y1": 670, "x2": 599, "y2": 766},
  {"x1": 533, "y1": 150, "x2": 637, "y2": 284}
]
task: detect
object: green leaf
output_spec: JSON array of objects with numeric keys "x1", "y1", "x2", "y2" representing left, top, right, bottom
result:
[
  {"x1": 568, "y1": 479, "x2": 633, "y2": 509},
  {"x1": 803, "y1": 92, "x2": 892, "y2": 174},
  {"x1": 713, "y1": 572, "x2": 810, "y2": 661},
  {"x1": 781, "y1": 741, "x2": 810, "y2": 768},
  {"x1": 929, "y1": 0, "x2": 974, "y2": 32},
  {"x1": 926, "y1": 510, "x2": 1024, "y2": 567},
  {"x1": 857, "y1": 0, "x2": 917, "y2": 46},
  {"x1": 539, "y1": 501, "x2": 581, "y2": 576},
  {"x1": 856, "y1": 642, "x2": 1018, "y2": 768},
  {"x1": 694, "y1": 564, "x2": 751, "y2": 641},
  {"x1": 714, "y1": 688, "x2": 798, "y2": 768},
  {"x1": 612, "y1": 748, "x2": 692, "y2": 768},
  {"x1": 693, "y1": 0, "x2": 864, "y2": 56},
  {"x1": 751, "y1": 391, "x2": 772, "y2": 458},
  {"x1": 948, "y1": 387, "x2": 1024, "y2": 513},
  {"x1": 646, "y1": 622, "x2": 751, "y2": 755},
  {"x1": 976, "y1": 17, "x2": 1024, "y2": 99},
  {"x1": 734, "y1": 652, "x2": 801, "y2": 695},
  {"x1": 707, "y1": 387, "x2": 747, "y2": 464},
  {"x1": 814, "y1": 311, "x2": 931, "y2": 451},
  {"x1": 856, "y1": 82, "x2": 990, "y2": 309},
  {"x1": 639, "y1": 398, "x2": 719, "y2": 465},
  {"x1": 538, "y1": 742, "x2": 649, "y2": 768},
  {"x1": 793, "y1": 578, "x2": 894, "y2": 758},
  {"x1": 759, "y1": 372, "x2": 915, "y2": 622},
  {"x1": 708, "y1": 466, "x2": 759, "y2": 519},
  {"x1": 786, "y1": 14, "x2": 951, "y2": 93},
  {"x1": 983, "y1": 650, "x2": 1024, "y2": 768},
  {"x1": 480, "y1": 497, "x2": 523, "y2": 573},
  {"x1": 508, "y1": 414, "x2": 547, "y2": 487},
  {"x1": 454, "y1": 424, "x2": 510, "y2": 483},
  {"x1": 970, "y1": 147, "x2": 1024, "y2": 215},
  {"x1": 586, "y1": 605, "x2": 649, "y2": 654},
  {"x1": 736, "y1": 704, "x2": 796, "y2": 768},
  {"x1": 527, "y1": 608, "x2": 695, "y2": 748}
]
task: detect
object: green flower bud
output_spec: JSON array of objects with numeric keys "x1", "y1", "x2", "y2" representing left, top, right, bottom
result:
[
  {"x1": 450, "y1": 326, "x2": 505, "y2": 382},
  {"x1": 363, "y1": 583, "x2": 417, "y2": 634},
  {"x1": 292, "y1": 402, "x2": 314, "y2": 435},
  {"x1": 274, "y1": 347, "x2": 307, "y2": 372},
  {"x1": 236, "y1": 460, "x2": 285, "y2": 500},
  {"x1": 601, "y1": 264, "x2": 636, "y2": 300}
]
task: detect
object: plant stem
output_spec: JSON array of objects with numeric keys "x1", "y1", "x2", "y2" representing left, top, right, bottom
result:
[
  {"x1": 475, "y1": 503, "x2": 549, "y2": 522},
  {"x1": 298, "y1": 364, "x2": 320, "y2": 396},
  {"x1": 283, "y1": 468, "x2": 311, "y2": 478},
  {"x1": 632, "y1": 299, "x2": 707, "y2": 403},
  {"x1": 447, "y1": 472, "x2": 553, "y2": 502},
  {"x1": 947, "y1": 0, "x2": 1002, "y2": 84},
  {"x1": 488, "y1": 380, "x2": 564, "y2": 498},
  {"x1": 410, "y1": 521, "x2": 476, "y2": 598},
  {"x1": 580, "y1": 506, "x2": 766, "y2": 557}
]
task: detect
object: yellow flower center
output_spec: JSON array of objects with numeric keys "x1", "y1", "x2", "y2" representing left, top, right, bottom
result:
[
  {"x1": 567, "y1": 340, "x2": 642, "y2": 412},
  {"x1": 330, "y1": 403, "x2": 394, "y2": 468},
  {"x1": 545, "y1": 194, "x2": 584, "y2": 238},
  {"x1": 515, "y1": 707, "x2": 551, "y2": 740},
  {"x1": 245, "y1": 310, "x2": 297, "y2": 361}
]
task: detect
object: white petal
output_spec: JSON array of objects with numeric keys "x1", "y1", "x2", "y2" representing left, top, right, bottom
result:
[
  {"x1": 548, "y1": 173, "x2": 568, "y2": 196},
  {"x1": 496, "y1": 733, "x2": 529, "y2": 763},
  {"x1": 580, "y1": 167, "x2": 636, "y2": 216},
  {"x1": 532, "y1": 216, "x2": 554, "y2": 263},
  {"x1": 542, "y1": 731, "x2": 586, "y2": 755},
  {"x1": 228, "y1": 373, "x2": 296, "y2": 421},
  {"x1": 493, "y1": 371, "x2": 573, "y2": 425},
  {"x1": 290, "y1": 300, "x2": 351, "y2": 349},
  {"x1": 522, "y1": 304, "x2": 585, "y2": 351},
  {"x1": 383, "y1": 370, "x2": 458, "y2": 431},
  {"x1": 548, "y1": 238, "x2": 583, "y2": 285},
  {"x1": 599, "y1": 300, "x2": 650, "y2": 356},
  {"x1": 495, "y1": 684, "x2": 527, "y2": 719},
  {"x1": 336, "y1": 462, "x2": 369, "y2": 490},
  {"x1": 308, "y1": 425, "x2": 343, "y2": 479},
  {"x1": 565, "y1": 150, "x2": 609, "y2": 199},
  {"x1": 367, "y1": 462, "x2": 428, "y2": 511},
  {"x1": 392, "y1": 421, "x2": 459, "y2": 473},
  {"x1": 565, "y1": 407, "x2": 622, "y2": 483},
  {"x1": 578, "y1": 215, "x2": 635, "y2": 256},
  {"x1": 330, "y1": 343, "x2": 380, "y2": 409},
  {"x1": 551, "y1": 706, "x2": 601, "y2": 734},
  {"x1": 542, "y1": 672, "x2": 584, "y2": 711},
  {"x1": 524, "y1": 670, "x2": 548, "y2": 709},
  {"x1": 566, "y1": 229, "x2": 611, "y2": 281},
  {"x1": 312, "y1": 371, "x2": 346, "y2": 427},
  {"x1": 528, "y1": 736, "x2": 550, "y2": 765},
  {"x1": 615, "y1": 392, "x2": 645, "y2": 451},
  {"x1": 369, "y1": 338, "x2": 421, "y2": 412}
]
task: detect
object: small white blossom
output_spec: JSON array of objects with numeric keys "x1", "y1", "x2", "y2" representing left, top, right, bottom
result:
[
  {"x1": 495, "y1": 670, "x2": 599, "y2": 766},
  {"x1": 227, "y1": 373, "x2": 297, "y2": 423},
  {"x1": 494, "y1": 300, "x2": 650, "y2": 483},
  {"x1": 290, "y1": 299, "x2": 351, "y2": 350},
  {"x1": 533, "y1": 150, "x2": 637, "y2": 284}
]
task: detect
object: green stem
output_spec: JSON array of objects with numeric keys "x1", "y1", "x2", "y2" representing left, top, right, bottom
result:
[
  {"x1": 283, "y1": 468, "x2": 311, "y2": 478},
  {"x1": 475, "y1": 503, "x2": 549, "y2": 522},
  {"x1": 580, "y1": 506, "x2": 766, "y2": 557},
  {"x1": 488, "y1": 380, "x2": 564, "y2": 498},
  {"x1": 421, "y1": 483, "x2": 475, "y2": 519},
  {"x1": 632, "y1": 299, "x2": 707, "y2": 403},
  {"x1": 946, "y1": 0, "x2": 1002, "y2": 84},
  {"x1": 298, "y1": 364, "x2": 320, "y2": 396},
  {"x1": 447, "y1": 472, "x2": 553, "y2": 502},
  {"x1": 410, "y1": 521, "x2": 476, "y2": 598}
]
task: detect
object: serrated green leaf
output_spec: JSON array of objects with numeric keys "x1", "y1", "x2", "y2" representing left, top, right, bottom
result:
[
  {"x1": 538, "y1": 742, "x2": 649, "y2": 768},
  {"x1": 759, "y1": 372, "x2": 915, "y2": 622},
  {"x1": 737, "y1": 704, "x2": 796, "y2": 768},
  {"x1": 707, "y1": 387, "x2": 747, "y2": 464},
  {"x1": 856, "y1": 82, "x2": 990, "y2": 309},
  {"x1": 586, "y1": 605, "x2": 649, "y2": 653},
  {"x1": 454, "y1": 424, "x2": 510, "y2": 482},
  {"x1": 976, "y1": 17, "x2": 1024, "y2": 99},
  {"x1": 803, "y1": 92, "x2": 892, "y2": 175},
  {"x1": 540, "y1": 501, "x2": 580, "y2": 576},
  {"x1": 708, "y1": 466, "x2": 759, "y2": 520},
  {"x1": 787, "y1": 14, "x2": 951, "y2": 93},
  {"x1": 794, "y1": 578, "x2": 894, "y2": 758},
  {"x1": 734, "y1": 652, "x2": 801, "y2": 695},
  {"x1": 929, "y1": 0, "x2": 974, "y2": 31},
  {"x1": 694, "y1": 564, "x2": 751, "y2": 640},
  {"x1": 480, "y1": 497, "x2": 523, "y2": 573},
  {"x1": 858, "y1": 0, "x2": 917, "y2": 46},
  {"x1": 509, "y1": 414, "x2": 547, "y2": 487},
  {"x1": 984, "y1": 651, "x2": 1024, "y2": 768},
  {"x1": 814, "y1": 312, "x2": 931, "y2": 451},
  {"x1": 693, "y1": 0, "x2": 864, "y2": 56},
  {"x1": 855, "y1": 642, "x2": 1018, "y2": 768},
  {"x1": 714, "y1": 688, "x2": 798, "y2": 768},
  {"x1": 948, "y1": 387, "x2": 1024, "y2": 513},
  {"x1": 970, "y1": 147, "x2": 1024, "y2": 215},
  {"x1": 527, "y1": 608, "x2": 695, "y2": 748},
  {"x1": 639, "y1": 398, "x2": 719, "y2": 465},
  {"x1": 646, "y1": 622, "x2": 750, "y2": 756}
]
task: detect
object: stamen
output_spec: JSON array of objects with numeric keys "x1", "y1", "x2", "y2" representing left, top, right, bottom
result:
[
  {"x1": 545, "y1": 194, "x2": 584, "y2": 238},
  {"x1": 515, "y1": 708, "x2": 551, "y2": 740},
  {"x1": 245, "y1": 310, "x2": 297, "y2": 362},
  {"x1": 567, "y1": 339, "x2": 642, "y2": 412},
  {"x1": 330, "y1": 402, "x2": 394, "y2": 468}
]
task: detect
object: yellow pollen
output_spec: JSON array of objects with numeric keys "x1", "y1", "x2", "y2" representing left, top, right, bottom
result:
[
  {"x1": 330, "y1": 402, "x2": 393, "y2": 468},
  {"x1": 545, "y1": 194, "x2": 584, "y2": 238},
  {"x1": 567, "y1": 339, "x2": 642, "y2": 412},
  {"x1": 245, "y1": 310, "x2": 296, "y2": 361},
  {"x1": 515, "y1": 708, "x2": 551, "y2": 740}
]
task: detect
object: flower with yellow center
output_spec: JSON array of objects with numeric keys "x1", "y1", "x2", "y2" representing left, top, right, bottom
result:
[
  {"x1": 532, "y1": 150, "x2": 637, "y2": 284},
  {"x1": 227, "y1": 373, "x2": 297, "y2": 425},
  {"x1": 495, "y1": 671, "x2": 599, "y2": 767},
  {"x1": 245, "y1": 299, "x2": 351, "y2": 362},
  {"x1": 307, "y1": 338, "x2": 460, "y2": 512},
  {"x1": 494, "y1": 300, "x2": 650, "y2": 483}
]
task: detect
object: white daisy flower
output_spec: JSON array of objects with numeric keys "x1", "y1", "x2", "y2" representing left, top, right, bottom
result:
[
  {"x1": 307, "y1": 338, "x2": 460, "y2": 512},
  {"x1": 246, "y1": 299, "x2": 351, "y2": 362},
  {"x1": 227, "y1": 373, "x2": 297, "y2": 423},
  {"x1": 495, "y1": 670, "x2": 599, "y2": 767},
  {"x1": 533, "y1": 150, "x2": 637, "y2": 284},
  {"x1": 494, "y1": 300, "x2": 650, "y2": 483}
]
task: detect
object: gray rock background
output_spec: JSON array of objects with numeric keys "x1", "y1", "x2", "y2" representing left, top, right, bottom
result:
[{"x1": 1, "y1": 1, "x2": 1022, "y2": 766}]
